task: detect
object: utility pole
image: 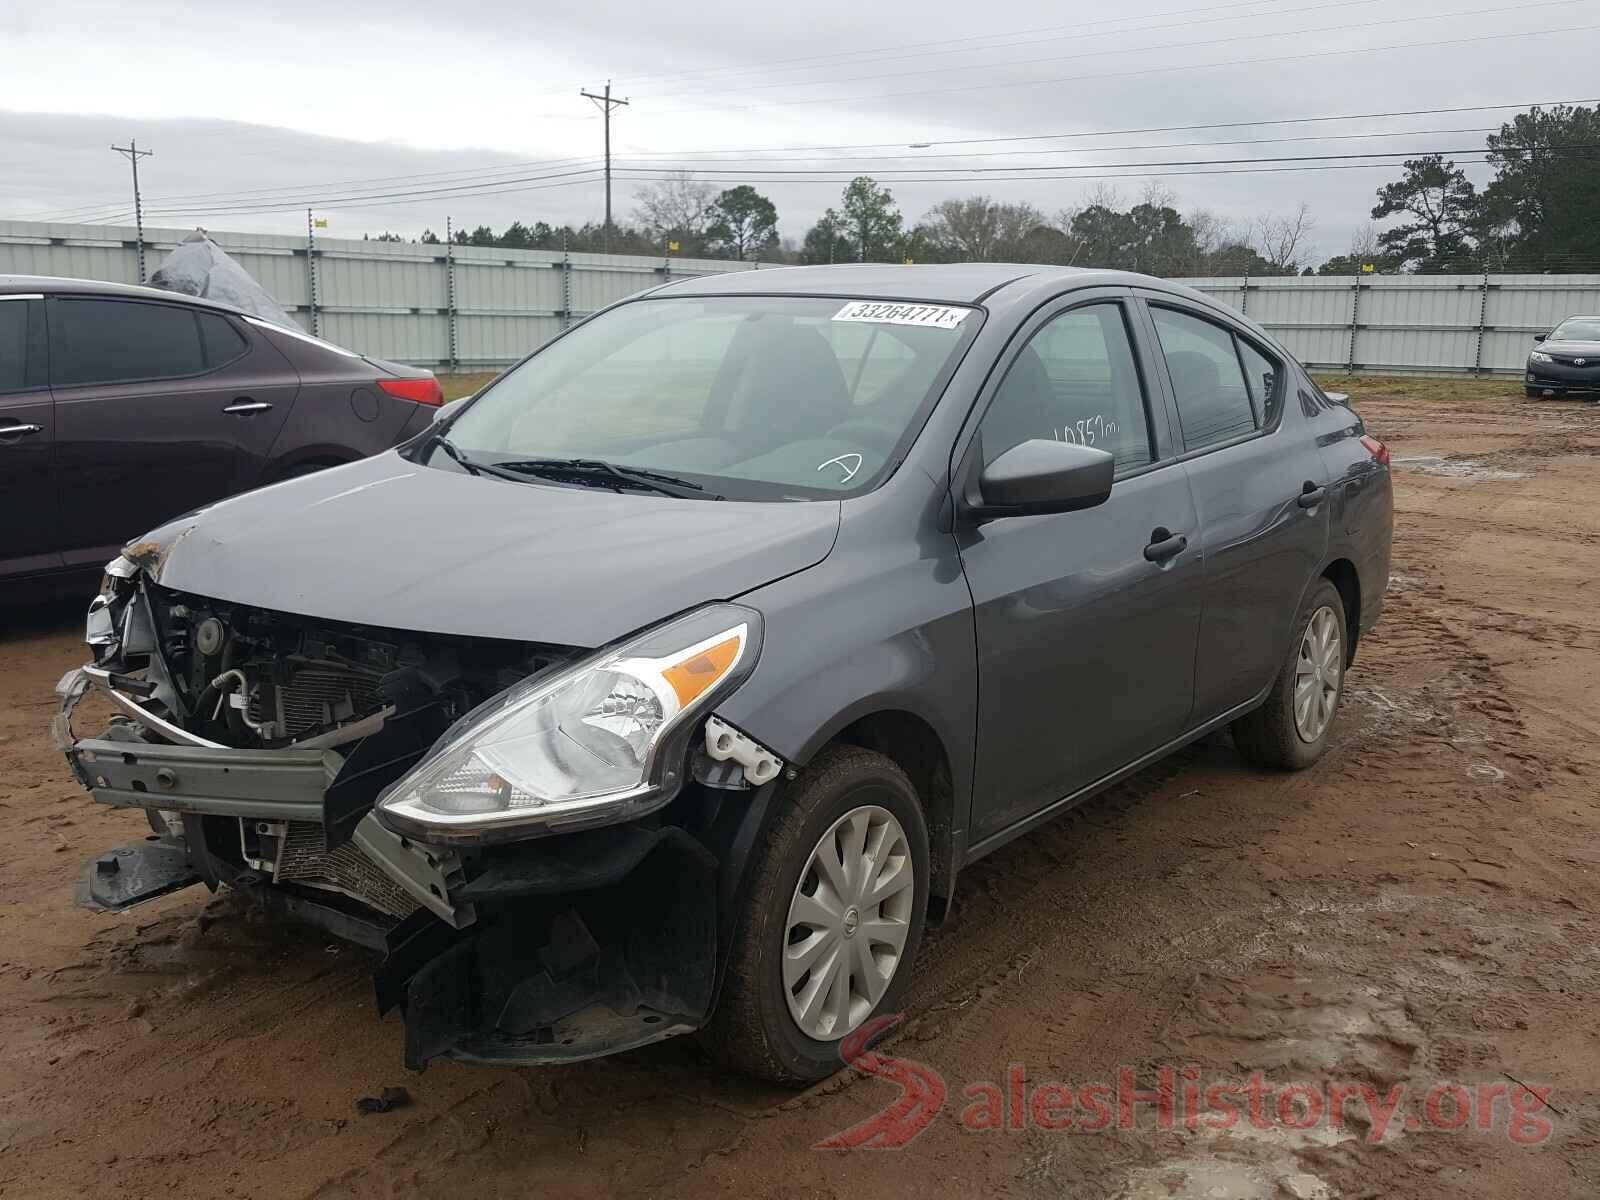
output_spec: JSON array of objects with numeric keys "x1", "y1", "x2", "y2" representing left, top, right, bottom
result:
[
  {"x1": 110, "y1": 139, "x2": 154, "y2": 283},
  {"x1": 579, "y1": 82, "x2": 629, "y2": 252}
]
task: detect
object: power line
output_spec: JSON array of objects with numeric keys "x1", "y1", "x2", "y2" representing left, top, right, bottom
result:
[
  {"x1": 607, "y1": 144, "x2": 1600, "y2": 181},
  {"x1": 560, "y1": 0, "x2": 1310, "y2": 91},
  {"x1": 129, "y1": 143, "x2": 1600, "y2": 224},
  {"x1": 612, "y1": 99, "x2": 1600, "y2": 158},
  {"x1": 15, "y1": 97, "x2": 1592, "y2": 226},
  {"x1": 646, "y1": 23, "x2": 1600, "y2": 115},
  {"x1": 611, "y1": 126, "x2": 1506, "y2": 167},
  {"x1": 132, "y1": 126, "x2": 1511, "y2": 218},
  {"x1": 638, "y1": 0, "x2": 1584, "y2": 102}
]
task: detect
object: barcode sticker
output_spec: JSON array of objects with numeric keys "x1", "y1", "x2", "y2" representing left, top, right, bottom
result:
[{"x1": 832, "y1": 301, "x2": 971, "y2": 330}]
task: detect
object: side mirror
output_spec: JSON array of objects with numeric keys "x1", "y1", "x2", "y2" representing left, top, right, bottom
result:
[
  {"x1": 967, "y1": 439, "x2": 1115, "y2": 520},
  {"x1": 1533, "y1": 333, "x2": 1546, "y2": 343},
  {"x1": 434, "y1": 394, "x2": 472, "y2": 422}
]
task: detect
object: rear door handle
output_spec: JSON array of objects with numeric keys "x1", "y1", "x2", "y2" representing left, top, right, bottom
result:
[
  {"x1": 1297, "y1": 482, "x2": 1328, "y2": 508},
  {"x1": 1144, "y1": 527, "x2": 1188, "y2": 564},
  {"x1": 222, "y1": 400, "x2": 273, "y2": 416},
  {"x1": 0, "y1": 421, "x2": 43, "y2": 438}
]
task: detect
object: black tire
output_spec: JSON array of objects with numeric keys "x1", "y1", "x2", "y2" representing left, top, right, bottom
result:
[
  {"x1": 1525, "y1": 385, "x2": 1543, "y2": 398},
  {"x1": 702, "y1": 744, "x2": 930, "y2": 1086},
  {"x1": 1231, "y1": 578, "x2": 1349, "y2": 771}
]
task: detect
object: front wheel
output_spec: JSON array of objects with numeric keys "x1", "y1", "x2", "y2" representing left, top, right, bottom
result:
[
  {"x1": 703, "y1": 745, "x2": 930, "y2": 1085},
  {"x1": 1232, "y1": 578, "x2": 1349, "y2": 770}
]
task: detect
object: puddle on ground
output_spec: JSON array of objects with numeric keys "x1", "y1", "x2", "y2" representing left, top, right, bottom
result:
[
  {"x1": 1392, "y1": 455, "x2": 1528, "y2": 481},
  {"x1": 1120, "y1": 1154, "x2": 1331, "y2": 1200}
]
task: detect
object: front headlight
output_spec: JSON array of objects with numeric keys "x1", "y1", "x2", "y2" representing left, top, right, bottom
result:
[
  {"x1": 376, "y1": 603, "x2": 761, "y2": 843},
  {"x1": 1530, "y1": 350, "x2": 1554, "y2": 364}
]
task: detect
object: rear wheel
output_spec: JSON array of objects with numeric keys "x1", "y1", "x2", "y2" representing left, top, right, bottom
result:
[
  {"x1": 1232, "y1": 578, "x2": 1349, "y2": 770},
  {"x1": 703, "y1": 745, "x2": 929, "y2": 1085}
]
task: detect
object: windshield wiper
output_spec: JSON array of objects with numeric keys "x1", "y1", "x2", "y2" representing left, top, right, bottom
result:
[
  {"x1": 494, "y1": 458, "x2": 724, "y2": 500},
  {"x1": 429, "y1": 435, "x2": 554, "y2": 485}
]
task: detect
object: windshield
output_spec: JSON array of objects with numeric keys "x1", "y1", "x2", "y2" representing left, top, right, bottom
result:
[
  {"x1": 439, "y1": 295, "x2": 980, "y2": 500},
  {"x1": 1550, "y1": 318, "x2": 1600, "y2": 342}
]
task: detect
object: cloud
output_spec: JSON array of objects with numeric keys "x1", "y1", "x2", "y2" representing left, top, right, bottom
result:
[{"x1": 2, "y1": 0, "x2": 1595, "y2": 257}]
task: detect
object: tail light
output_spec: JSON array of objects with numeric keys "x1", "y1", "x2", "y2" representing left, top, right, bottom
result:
[
  {"x1": 1359, "y1": 434, "x2": 1389, "y2": 466},
  {"x1": 377, "y1": 376, "x2": 444, "y2": 406}
]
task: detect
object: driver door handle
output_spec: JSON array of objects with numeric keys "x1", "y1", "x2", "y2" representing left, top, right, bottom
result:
[
  {"x1": 222, "y1": 400, "x2": 273, "y2": 416},
  {"x1": 0, "y1": 421, "x2": 43, "y2": 438},
  {"x1": 1144, "y1": 527, "x2": 1188, "y2": 564},
  {"x1": 1297, "y1": 481, "x2": 1328, "y2": 508}
]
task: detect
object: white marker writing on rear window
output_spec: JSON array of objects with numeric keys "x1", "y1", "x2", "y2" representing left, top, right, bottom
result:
[{"x1": 833, "y1": 301, "x2": 970, "y2": 330}]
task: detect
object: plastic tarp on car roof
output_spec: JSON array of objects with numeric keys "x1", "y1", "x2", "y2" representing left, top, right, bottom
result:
[{"x1": 149, "y1": 229, "x2": 297, "y2": 327}]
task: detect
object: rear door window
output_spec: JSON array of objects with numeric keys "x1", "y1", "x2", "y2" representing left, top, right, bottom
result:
[
  {"x1": 1150, "y1": 306, "x2": 1259, "y2": 451},
  {"x1": 51, "y1": 298, "x2": 205, "y2": 386}
]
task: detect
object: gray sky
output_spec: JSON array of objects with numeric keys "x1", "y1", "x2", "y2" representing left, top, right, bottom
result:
[{"x1": 3, "y1": 0, "x2": 1598, "y2": 262}]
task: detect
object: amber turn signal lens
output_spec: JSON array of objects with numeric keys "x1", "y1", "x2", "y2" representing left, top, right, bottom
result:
[{"x1": 661, "y1": 635, "x2": 742, "y2": 707}]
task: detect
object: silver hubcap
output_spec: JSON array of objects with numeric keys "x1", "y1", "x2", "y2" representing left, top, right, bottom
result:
[
  {"x1": 1294, "y1": 605, "x2": 1343, "y2": 742},
  {"x1": 783, "y1": 804, "x2": 914, "y2": 1041}
]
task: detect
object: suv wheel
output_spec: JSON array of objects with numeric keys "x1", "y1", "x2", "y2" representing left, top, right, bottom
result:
[
  {"x1": 703, "y1": 745, "x2": 929, "y2": 1085},
  {"x1": 1232, "y1": 578, "x2": 1349, "y2": 770}
]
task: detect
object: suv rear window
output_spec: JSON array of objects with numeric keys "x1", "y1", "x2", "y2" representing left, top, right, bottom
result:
[{"x1": 52, "y1": 298, "x2": 205, "y2": 386}]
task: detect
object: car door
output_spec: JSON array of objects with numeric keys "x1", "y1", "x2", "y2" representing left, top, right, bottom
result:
[
  {"x1": 1136, "y1": 295, "x2": 1330, "y2": 722},
  {"x1": 956, "y1": 292, "x2": 1204, "y2": 842},
  {"x1": 0, "y1": 293, "x2": 61, "y2": 581},
  {"x1": 49, "y1": 296, "x2": 297, "y2": 569}
]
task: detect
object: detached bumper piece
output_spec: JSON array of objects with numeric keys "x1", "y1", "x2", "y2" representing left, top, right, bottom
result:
[
  {"x1": 378, "y1": 826, "x2": 718, "y2": 1069},
  {"x1": 78, "y1": 840, "x2": 202, "y2": 912}
]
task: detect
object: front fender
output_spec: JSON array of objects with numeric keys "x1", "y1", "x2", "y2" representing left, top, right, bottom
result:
[{"x1": 715, "y1": 480, "x2": 978, "y2": 887}]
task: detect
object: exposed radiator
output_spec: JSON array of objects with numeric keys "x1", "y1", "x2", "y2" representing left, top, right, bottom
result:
[
  {"x1": 274, "y1": 821, "x2": 418, "y2": 921},
  {"x1": 250, "y1": 665, "x2": 383, "y2": 739}
]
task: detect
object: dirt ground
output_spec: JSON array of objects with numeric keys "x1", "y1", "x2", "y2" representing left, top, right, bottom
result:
[{"x1": 2, "y1": 377, "x2": 1598, "y2": 1199}]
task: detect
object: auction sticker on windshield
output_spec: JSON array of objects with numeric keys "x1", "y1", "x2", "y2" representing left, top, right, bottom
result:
[{"x1": 833, "y1": 301, "x2": 971, "y2": 329}]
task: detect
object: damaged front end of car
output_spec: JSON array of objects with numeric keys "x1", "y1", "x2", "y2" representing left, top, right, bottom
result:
[{"x1": 58, "y1": 553, "x2": 785, "y2": 1069}]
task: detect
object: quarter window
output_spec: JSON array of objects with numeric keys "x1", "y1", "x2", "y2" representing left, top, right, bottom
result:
[
  {"x1": 52, "y1": 298, "x2": 205, "y2": 386},
  {"x1": 1151, "y1": 306, "x2": 1259, "y2": 451},
  {"x1": 978, "y1": 303, "x2": 1154, "y2": 474},
  {"x1": 198, "y1": 312, "x2": 250, "y2": 368},
  {"x1": 1236, "y1": 338, "x2": 1281, "y2": 425}
]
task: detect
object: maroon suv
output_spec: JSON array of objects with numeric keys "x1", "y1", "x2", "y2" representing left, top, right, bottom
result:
[{"x1": 0, "y1": 276, "x2": 444, "y2": 598}]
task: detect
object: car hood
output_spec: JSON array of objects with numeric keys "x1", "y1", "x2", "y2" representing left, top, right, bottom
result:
[
  {"x1": 125, "y1": 452, "x2": 842, "y2": 645},
  {"x1": 1539, "y1": 339, "x2": 1600, "y2": 356}
]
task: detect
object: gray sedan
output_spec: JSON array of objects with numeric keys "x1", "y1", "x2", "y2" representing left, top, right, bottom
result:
[{"x1": 60, "y1": 263, "x2": 1392, "y2": 1085}]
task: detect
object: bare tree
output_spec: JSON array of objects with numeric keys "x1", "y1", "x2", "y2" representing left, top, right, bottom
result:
[
  {"x1": 1349, "y1": 220, "x2": 1384, "y2": 261},
  {"x1": 921, "y1": 196, "x2": 1050, "y2": 261},
  {"x1": 1252, "y1": 203, "x2": 1316, "y2": 273},
  {"x1": 631, "y1": 171, "x2": 717, "y2": 250}
]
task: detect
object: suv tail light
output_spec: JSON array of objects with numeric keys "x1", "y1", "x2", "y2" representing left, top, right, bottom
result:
[
  {"x1": 1359, "y1": 434, "x2": 1389, "y2": 466},
  {"x1": 377, "y1": 376, "x2": 444, "y2": 406}
]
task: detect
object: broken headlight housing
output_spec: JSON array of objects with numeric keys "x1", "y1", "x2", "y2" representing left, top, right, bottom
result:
[{"x1": 375, "y1": 603, "x2": 762, "y2": 844}]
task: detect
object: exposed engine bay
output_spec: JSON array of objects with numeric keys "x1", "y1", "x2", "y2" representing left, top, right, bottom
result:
[
  {"x1": 58, "y1": 558, "x2": 784, "y2": 1070},
  {"x1": 124, "y1": 581, "x2": 575, "y2": 751}
]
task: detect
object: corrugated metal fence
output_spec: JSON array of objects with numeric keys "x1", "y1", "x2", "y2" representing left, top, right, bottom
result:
[
  {"x1": 0, "y1": 220, "x2": 760, "y2": 370},
  {"x1": 5, "y1": 220, "x2": 1597, "y2": 375}
]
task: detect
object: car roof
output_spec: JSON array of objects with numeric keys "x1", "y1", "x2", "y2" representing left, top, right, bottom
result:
[
  {"x1": 654, "y1": 262, "x2": 1214, "y2": 305},
  {"x1": 0, "y1": 273, "x2": 247, "y2": 316}
]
